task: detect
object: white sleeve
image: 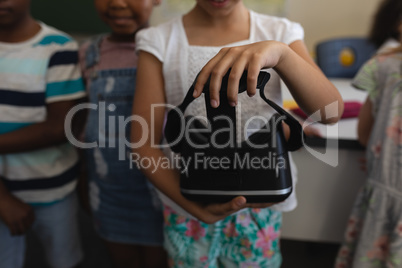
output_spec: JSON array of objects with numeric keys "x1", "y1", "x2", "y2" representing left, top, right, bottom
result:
[
  {"x1": 252, "y1": 12, "x2": 305, "y2": 45},
  {"x1": 135, "y1": 27, "x2": 165, "y2": 63},
  {"x1": 281, "y1": 20, "x2": 304, "y2": 45},
  {"x1": 269, "y1": 16, "x2": 304, "y2": 45}
]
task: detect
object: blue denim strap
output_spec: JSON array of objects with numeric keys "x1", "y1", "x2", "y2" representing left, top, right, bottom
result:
[{"x1": 84, "y1": 34, "x2": 105, "y2": 70}]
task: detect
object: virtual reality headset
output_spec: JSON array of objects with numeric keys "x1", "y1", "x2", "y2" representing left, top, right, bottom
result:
[{"x1": 164, "y1": 70, "x2": 304, "y2": 203}]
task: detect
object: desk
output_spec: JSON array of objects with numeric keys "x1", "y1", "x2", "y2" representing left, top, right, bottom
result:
[{"x1": 280, "y1": 79, "x2": 368, "y2": 243}]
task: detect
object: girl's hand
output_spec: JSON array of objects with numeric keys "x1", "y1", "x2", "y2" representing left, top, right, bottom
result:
[
  {"x1": 303, "y1": 125, "x2": 322, "y2": 137},
  {"x1": 193, "y1": 41, "x2": 287, "y2": 108},
  {"x1": 193, "y1": 40, "x2": 344, "y2": 124},
  {"x1": 191, "y1": 196, "x2": 274, "y2": 224}
]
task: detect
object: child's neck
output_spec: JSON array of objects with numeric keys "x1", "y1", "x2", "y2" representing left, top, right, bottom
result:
[
  {"x1": 183, "y1": 4, "x2": 250, "y2": 47},
  {"x1": 0, "y1": 16, "x2": 40, "y2": 43},
  {"x1": 108, "y1": 33, "x2": 136, "y2": 43}
]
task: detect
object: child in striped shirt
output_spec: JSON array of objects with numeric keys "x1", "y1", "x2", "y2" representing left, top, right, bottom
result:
[{"x1": 0, "y1": 0, "x2": 86, "y2": 267}]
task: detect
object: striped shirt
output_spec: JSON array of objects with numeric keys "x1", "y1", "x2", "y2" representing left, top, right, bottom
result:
[{"x1": 0, "y1": 22, "x2": 86, "y2": 204}]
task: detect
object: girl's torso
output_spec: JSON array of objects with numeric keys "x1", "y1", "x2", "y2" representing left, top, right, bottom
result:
[
  {"x1": 135, "y1": 11, "x2": 305, "y2": 215},
  {"x1": 157, "y1": 11, "x2": 301, "y2": 141}
]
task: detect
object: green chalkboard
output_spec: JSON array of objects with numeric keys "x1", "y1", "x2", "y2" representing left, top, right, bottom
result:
[{"x1": 31, "y1": 0, "x2": 109, "y2": 34}]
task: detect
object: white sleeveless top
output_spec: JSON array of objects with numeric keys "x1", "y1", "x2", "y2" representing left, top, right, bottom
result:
[{"x1": 136, "y1": 10, "x2": 304, "y2": 216}]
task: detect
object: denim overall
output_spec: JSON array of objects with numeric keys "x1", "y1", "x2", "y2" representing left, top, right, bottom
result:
[{"x1": 83, "y1": 35, "x2": 163, "y2": 245}]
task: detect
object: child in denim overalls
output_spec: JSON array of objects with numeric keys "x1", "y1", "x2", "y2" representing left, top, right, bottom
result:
[{"x1": 78, "y1": 0, "x2": 166, "y2": 267}]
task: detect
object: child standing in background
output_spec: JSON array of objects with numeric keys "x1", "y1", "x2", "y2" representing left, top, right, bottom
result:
[
  {"x1": 132, "y1": 0, "x2": 344, "y2": 267},
  {"x1": 0, "y1": 0, "x2": 86, "y2": 267},
  {"x1": 78, "y1": 0, "x2": 167, "y2": 268},
  {"x1": 335, "y1": 17, "x2": 402, "y2": 268},
  {"x1": 368, "y1": 0, "x2": 402, "y2": 53}
]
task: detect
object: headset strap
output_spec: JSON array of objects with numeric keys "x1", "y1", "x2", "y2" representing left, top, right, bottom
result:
[
  {"x1": 258, "y1": 86, "x2": 304, "y2": 151},
  {"x1": 168, "y1": 71, "x2": 304, "y2": 152},
  {"x1": 178, "y1": 70, "x2": 269, "y2": 111}
]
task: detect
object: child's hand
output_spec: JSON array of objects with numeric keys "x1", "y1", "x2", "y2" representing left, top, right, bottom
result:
[
  {"x1": 192, "y1": 196, "x2": 274, "y2": 224},
  {"x1": 0, "y1": 193, "x2": 35, "y2": 236},
  {"x1": 303, "y1": 125, "x2": 322, "y2": 137},
  {"x1": 193, "y1": 41, "x2": 286, "y2": 107}
]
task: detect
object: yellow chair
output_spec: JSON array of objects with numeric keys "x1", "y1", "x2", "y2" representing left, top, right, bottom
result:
[{"x1": 315, "y1": 37, "x2": 377, "y2": 78}]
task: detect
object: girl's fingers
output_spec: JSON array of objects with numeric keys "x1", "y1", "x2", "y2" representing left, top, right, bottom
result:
[
  {"x1": 194, "y1": 43, "x2": 269, "y2": 107},
  {"x1": 194, "y1": 46, "x2": 247, "y2": 107},
  {"x1": 218, "y1": 196, "x2": 248, "y2": 216},
  {"x1": 226, "y1": 49, "x2": 264, "y2": 102},
  {"x1": 226, "y1": 56, "x2": 249, "y2": 106},
  {"x1": 204, "y1": 196, "x2": 247, "y2": 223},
  {"x1": 193, "y1": 48, "x2": 230, "y2": 98},
  {"x1": 193, "y1": 66, "x2": 214, "y2": 98},
  {"x1": 207, "y1": 47, "x2": 240, "y2": 107},
  {"x1": 204, "y1": 197, "x2": 275, "y2": 223},
  {"x1": 245, "y1": 56, "x2": 264, "y2": 97}
]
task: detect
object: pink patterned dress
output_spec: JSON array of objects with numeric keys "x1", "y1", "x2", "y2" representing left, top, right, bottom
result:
[{"x1": 335, "y1": 52, "x2": 402, "y2": 268}]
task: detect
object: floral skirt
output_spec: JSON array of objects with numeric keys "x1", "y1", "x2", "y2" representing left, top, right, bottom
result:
[
  {"x1": 335, "y1": 180, "x2": 402, "y2": 268},
  {"x1": 163, "y1": 205, "x2": 282, "y2": 268}
]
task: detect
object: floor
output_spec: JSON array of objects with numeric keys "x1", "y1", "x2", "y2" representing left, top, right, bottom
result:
[
  {"x1": 23, "y1": 209, "x2": 340, "y2": 268},
  {"x1": 281, "y1": 239, "x2": 340, "y2": 268}
]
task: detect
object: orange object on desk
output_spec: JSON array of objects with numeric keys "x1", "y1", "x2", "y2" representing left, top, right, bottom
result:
[{"x1": 283, "y1": 100, "x2": 299, "y2": 110}]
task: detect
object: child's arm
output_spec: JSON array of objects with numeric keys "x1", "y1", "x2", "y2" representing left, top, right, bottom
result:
[
  {"x1": 357, "y1": 96, "x2": 374, "y2": 146},
  {"x1": 132, "y1": 52, "x2": 274, "y2": 224},
  {"x1": 1, "y1": 38, "x2": 86, "y2": 154},
  {"x1": 0, "y1": 99, "x2": 78, "y2": 154},
  {"x1": 0, "y1": 180, "x2": 35, "y2": 235},
  {"x1": 193, "y1": 40, "x2": 344, "y2": 124}
]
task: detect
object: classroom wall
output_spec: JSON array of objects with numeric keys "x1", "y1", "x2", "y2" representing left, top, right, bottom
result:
[
  {"x1": 149, "y1": 0, "x2": 383, "y2": 53},
  {"x1": 32, "y1": 0, "x2": 383, "y2": 53},
  {"x1": 149, "y1": 0, "x2": 287, "y2": 26},
  {"x1": 31, "y1": 0, "x2": 109, "y2": 34},
  {"x1": 285, "y1": 0, "x2": 382, "y2": 53}
]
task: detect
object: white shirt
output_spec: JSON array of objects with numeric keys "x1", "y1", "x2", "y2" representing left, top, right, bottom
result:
[
  {"x1": 377, "y1": 38, "x2": 400, "y2": 54},
  {"x1": 136, "y1": 10, "x2": 304, "y2": 217}
]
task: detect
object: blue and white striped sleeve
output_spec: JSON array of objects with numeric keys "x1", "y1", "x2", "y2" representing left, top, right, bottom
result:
[{"x1": 45, "y1": 39, "x2": 86, "y2": 103}]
